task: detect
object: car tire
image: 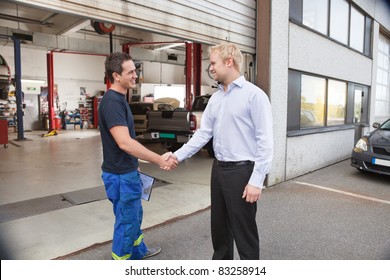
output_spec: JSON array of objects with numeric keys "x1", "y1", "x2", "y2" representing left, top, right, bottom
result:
[{"x1": 167, "y1": 143, "x2": 183, "y2": 152}]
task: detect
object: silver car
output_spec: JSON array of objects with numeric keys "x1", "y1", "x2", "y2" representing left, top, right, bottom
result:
[{"x1": 0, "y1": 55, "x2": 11, "y2": 100}]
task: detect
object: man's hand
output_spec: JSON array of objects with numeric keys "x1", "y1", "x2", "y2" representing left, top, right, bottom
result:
[
  {"x1": 242, "y1": 184, "x2": 262, "y2": 203},
  {"x1": 160, "y1": 152, "x2": 179, "y2": 170}
]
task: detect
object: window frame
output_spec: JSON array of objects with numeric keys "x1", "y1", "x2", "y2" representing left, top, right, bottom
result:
[
  {"x1": 287, "y1": 70, "x2": 370, "y2": 136},
  {"x1": 289, "y1": 0, "x2": 372, "y2": 57}
]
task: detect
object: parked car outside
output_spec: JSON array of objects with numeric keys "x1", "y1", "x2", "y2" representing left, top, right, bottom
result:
[
  {"x1": 0, "y1": 55, "x2": 11, "y2": 100},
  {"x1": 351, "y1": 118, "x2": 390, "y2": 176}
]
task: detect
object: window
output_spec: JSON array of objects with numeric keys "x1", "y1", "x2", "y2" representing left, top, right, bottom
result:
[
  {"x1": 327, "y1": 80, "x2": 347, "y2": 126},
  {"x1": 329, "y1": 0, "x2": 349, "y2": 45},
  {"x1": 300, "y1": 75, "x2": 326, "y2": 128},
  {"x1": 290, "y1": 0, "x2": 372, "y2": 56},
  {"x1": 350, "y1": 6, "x2": 365, "y2": 52},
  {"x1": 375, "y1": 34, "x2": 390, "y2": 118},
  {"x1": 302, "y1": 0, "x2": 328, "y2": 35},
  {"x1": 300, "y1": 76, "x2": 347, "y2": 129},
  {"x1": 288, "y1": 70, "x2": 366, "y2": 134}
]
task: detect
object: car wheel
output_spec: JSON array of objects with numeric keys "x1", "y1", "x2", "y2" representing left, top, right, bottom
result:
[{"x1": 167, "y1": 143, "x2": 183, "y2": 152}]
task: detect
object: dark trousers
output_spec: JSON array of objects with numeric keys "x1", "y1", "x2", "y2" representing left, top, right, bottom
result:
[{"x1": 210, "y1": 160, "x2": 259, "y2": 260}]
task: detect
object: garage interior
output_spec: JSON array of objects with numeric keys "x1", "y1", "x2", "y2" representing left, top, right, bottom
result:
[
  {"x1": 0, "y1": 0, "x2": 257, "y2": 259},
  {"x1": 0, "y1": 1, "x2": 257, "y2": 143}
]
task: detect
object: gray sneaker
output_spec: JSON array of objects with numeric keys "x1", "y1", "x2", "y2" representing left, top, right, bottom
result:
[{"x1": 143, "y1": 247, "x2": 161, "y2": 259}]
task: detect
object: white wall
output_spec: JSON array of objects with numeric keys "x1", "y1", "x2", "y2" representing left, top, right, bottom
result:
[
  {"x1": 285, "y1": 130, "x2": 355, "y2": 179},
  {"x1": 289, "y1": 23, "x2": 372, "y2": 85},
  {"x1": 267, "y1": 0, "x2": 289, "y2": 186},
  {"x1": 1, "y1": 45, "x2": 47, "y2": 81},
  {"x1": 1, "y1": 45, "x2": 106, "y2": 111},
  {"x1": 53, "y1": 52, "x2": 106, "y2": 110}
]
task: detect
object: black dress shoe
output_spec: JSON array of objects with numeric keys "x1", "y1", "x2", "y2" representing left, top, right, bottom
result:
[{"x1": 143, "y1": 247, "x2": 161, "y2": 259}]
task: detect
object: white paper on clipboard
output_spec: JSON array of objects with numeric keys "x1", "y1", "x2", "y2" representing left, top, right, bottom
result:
[{"x1": 139, "y1": 172, "x2": 155, "y2": 201}]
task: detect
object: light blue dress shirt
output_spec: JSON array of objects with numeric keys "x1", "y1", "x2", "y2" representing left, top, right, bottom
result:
[{"x1": 174, "y1": 76, "x2": 273, "y2": 188}]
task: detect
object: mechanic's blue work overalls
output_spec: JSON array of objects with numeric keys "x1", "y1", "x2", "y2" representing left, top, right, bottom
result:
[{"x1": 102, "y1": 171, "x2": 148, "y2": 260}]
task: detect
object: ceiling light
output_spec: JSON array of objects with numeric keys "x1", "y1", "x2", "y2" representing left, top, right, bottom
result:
[{"x1": 21, "y1": 79, "x2": 46, "y2": 84}]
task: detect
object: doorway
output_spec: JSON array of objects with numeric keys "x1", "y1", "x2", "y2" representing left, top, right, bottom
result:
[{"x1": 353, "y1": 85, "x2": 369, "y2": 144}]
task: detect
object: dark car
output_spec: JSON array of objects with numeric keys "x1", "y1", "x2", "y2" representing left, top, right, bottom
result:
[
  {"x1": 0, "y1": 55, "x2": 11, "y2": 100},
  {"x1": 129, "y1": 102, "x2": 176, "y2": 135},
  {"x1": 351, "y1": 119, "x2": 390, "y2": 176}
]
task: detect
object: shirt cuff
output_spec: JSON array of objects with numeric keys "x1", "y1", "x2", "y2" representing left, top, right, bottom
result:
[
  {"x1": 248, "y1": 173, "x2": 266, "y2": 189},
  {"x1": 173, "y1": 150, "x2": 186, "y2": 162}
]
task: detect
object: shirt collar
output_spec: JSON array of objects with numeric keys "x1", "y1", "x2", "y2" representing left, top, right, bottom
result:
[{"x1": 218, "y1": 75, "x2": 246, "y2": 92}]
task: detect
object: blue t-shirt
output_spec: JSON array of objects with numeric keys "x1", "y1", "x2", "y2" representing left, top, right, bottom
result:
[{"x1": 98, "y1": 89, "x2": 138, "y2": 174}]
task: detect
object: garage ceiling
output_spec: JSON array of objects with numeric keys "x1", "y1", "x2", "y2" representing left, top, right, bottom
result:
[{"x1": 0, "y1": 1, "x2": 183, "y2": 52}]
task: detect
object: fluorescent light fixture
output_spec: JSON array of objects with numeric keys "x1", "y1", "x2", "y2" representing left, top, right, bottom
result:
[
  {"x1": 21, "y1": 79, "x2": 46, "y2": 84},
  {"x1": 154, "y1": 43, "x2": 185, "y2": 51}
]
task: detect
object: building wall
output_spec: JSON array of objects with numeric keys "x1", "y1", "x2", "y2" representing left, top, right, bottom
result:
[
  {"x1": 289, "y1": 23, "x2": 372, "y2": 85},
  {"x1": 266, "y1": 0, "x2": 289, "y2": 186},
  {"x1": 284, "y1": 21, "x2": 373, "y2": 181},
  {"x1": 286, "y1": 130, "x2": 354, "y2": 179},
  {"x1": 267, "y1": 0, "x2": 390, "y2": 185}
]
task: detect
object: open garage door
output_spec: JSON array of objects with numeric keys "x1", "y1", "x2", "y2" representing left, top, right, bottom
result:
[{"x1": 8, "y1": 0, "x2": 257, "y2": 53}]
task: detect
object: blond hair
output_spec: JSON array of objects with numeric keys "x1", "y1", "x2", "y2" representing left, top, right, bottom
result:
[{"x1": 208, "y1": 43, "x2": 243, "y2": 73}]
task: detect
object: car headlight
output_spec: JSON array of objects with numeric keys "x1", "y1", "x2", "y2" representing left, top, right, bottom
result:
[{"x1": 354, "y1": 138, "x2": 368, "y2": 152}]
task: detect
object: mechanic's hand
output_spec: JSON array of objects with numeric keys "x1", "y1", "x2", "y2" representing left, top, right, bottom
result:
[{"x1": 160, "y1": 152, "x2": 178, "y2": 170}]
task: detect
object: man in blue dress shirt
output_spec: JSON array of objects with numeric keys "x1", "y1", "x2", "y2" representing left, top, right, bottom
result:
[{"x1": 173, "y1": 43, "x2": 273, "y2": 259}]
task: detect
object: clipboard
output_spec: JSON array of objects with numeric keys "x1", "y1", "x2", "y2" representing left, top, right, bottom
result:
[{"x1": 139, "y1": 172, "x2": 155, "y2": 201}]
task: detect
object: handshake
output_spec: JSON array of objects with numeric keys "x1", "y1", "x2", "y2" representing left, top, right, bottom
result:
[{"x1": 159, "y1": 152, "x2": 179, "y2": 171}]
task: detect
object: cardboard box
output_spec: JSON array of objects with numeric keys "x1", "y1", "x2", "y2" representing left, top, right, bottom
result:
[{"x1": 8, "y1": 126, "x2": 16, "y2": 133}]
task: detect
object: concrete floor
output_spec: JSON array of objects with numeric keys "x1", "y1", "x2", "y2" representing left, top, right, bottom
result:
[
  {"x1": 1, "y1": 129, "x2": 390, "y2": 261},
  {"x1": 0, "y1": 129, "x2": 213, "y2": 259}
]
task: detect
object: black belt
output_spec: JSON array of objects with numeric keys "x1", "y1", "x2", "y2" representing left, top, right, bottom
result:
[{"x1": 215, "y1": 160, "x2": 254, "y2": 167}]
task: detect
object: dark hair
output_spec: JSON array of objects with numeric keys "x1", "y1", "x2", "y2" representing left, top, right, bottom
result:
[{"x1": 105, "y1": 52, "x2": 133, "y2": 83}]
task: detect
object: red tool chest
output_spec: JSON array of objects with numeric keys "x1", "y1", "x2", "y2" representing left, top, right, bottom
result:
[{"x1": 0, "y1": 119, "x2": 9, "y2": 148}]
